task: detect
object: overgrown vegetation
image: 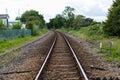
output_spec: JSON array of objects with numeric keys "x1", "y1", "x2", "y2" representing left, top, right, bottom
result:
[
  {"x1": 12, "y1": 22, "x2": 22, "y2": 29},
  {"x1": 20, "y1": 10, "x2": 46, "y2": 35},
  {"x1": 60, "y1": 24, "x2": 120, "y2": 63}
]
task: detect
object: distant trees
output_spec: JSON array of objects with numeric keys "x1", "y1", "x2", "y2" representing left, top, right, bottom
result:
[
  {"x1": 73, "y1": 15, "x2": 93, "y2": 30},
  {"x1": 20, "y1": 10, "x2": 45, "y2": 35},
  {"x1": 47, "y1": 14, "x2": 65, "y2": 29},
  {"x1": 47, "y1": 6, "x2": 94, "y2": 29},
  {"x1": 103, "y1": 0, "x2": 120, "y2": 36}
]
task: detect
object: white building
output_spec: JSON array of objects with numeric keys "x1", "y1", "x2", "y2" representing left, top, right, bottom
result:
[{"x1": 0, "y1": 14, "x2": 9, "y2": 27}]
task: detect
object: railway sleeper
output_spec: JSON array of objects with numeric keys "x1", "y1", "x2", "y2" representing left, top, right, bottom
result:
[
  {"x1": 90, "y1": 77, "x2": 120, "y2": 80},
  {"x1": 0, "y1": 70, "x2": 36, "y2": 75}
]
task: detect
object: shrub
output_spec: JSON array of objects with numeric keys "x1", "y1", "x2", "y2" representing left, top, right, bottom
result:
[
  {"x1": 87, "y1": 24, "x2": 104, "y2": 36},
  {"x1": 12, "y1": 22, "x2": 22, "y2": 29}
]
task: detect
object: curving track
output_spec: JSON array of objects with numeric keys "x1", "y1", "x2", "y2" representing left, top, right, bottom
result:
[{"x1": 35, "y1": 31, "x2": 88, "y2": 80}]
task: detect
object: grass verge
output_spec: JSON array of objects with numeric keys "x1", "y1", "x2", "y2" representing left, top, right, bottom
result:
[
  {"x1": 58, "y1": 26, "x2": 120, "y2": 65},
  {"x1": 0, "y1": 29, "x2": 48, "y2": 53},
  {"x1": 0, "y1": 29, "x2": 48, "y2": 66}
]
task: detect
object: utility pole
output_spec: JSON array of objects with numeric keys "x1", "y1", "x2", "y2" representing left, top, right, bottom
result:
[{"x1": 5, "y1": 8, "x2": 9, "y2": 27}]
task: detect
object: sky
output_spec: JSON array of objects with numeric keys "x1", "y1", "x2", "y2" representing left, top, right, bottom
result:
[{"x1": 0, "y1": 0, "x2": 113, "y2": 22}]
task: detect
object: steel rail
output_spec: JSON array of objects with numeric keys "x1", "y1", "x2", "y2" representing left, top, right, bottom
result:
[
  {"x1": 63, "y1": 35, "x2": 89, "y2": 80},
  {"x1": 34, "y1": 36, "x2": 57, "y2": 80}
]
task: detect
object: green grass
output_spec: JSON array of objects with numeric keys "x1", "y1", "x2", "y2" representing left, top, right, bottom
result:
[
  {"x1": 58, "y1": 26, "x2": 120, "y2": 63},
  {"x1": 0, "y1": 29, "x2": 48, "y2": 53},
  {"x1": 0, "y1": 29, "x2": 48, "y2": 65}
]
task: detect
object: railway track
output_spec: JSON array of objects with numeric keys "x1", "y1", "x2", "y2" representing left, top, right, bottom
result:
[{"x1": 35, "y1": 31, "x2": 88, "y2": 80}]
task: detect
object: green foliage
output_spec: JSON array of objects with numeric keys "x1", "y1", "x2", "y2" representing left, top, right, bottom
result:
[
  {"x1": 87, "y1": 24, "x2": 104, "y2": 36},
  {"x1": 26, "y1": 20, "x2": 40, "y2": 36},
  {"x1": 0, "y1": 19, "x2": 7, "y2": 30},
  {"x1": 72, "y1": 15, "x2": 93, "y2": 30},
  {"x1": 47, "y1": 14, "x2": 65, "y2": 29},
  {"x1": 103, "y1": 0, "x2": 120, "y2": 36},
  {"x1": 20, "y1": 10, "x2": 45, "y2": 24},
  {"x1": 20, "y1": 10, "x2": 45, "y2": 35},
  {"x1": 0, "y1": 29, "x2": 47, "y2": 53},
  {"x1": 47, "y1": 6, "x2": 94, "y2": 29},
  {"x1": 12, "y1": 22, "x2": 22, "y2": 29},
  {"x1": 60, "y1": 25, "x2": 120, "y2": 62},
  {"x1": 62, "y1": 6, "x2": 75, "y2": 28},
  {"x1": 0, "y1": 36, "x2": 33, "y2": 53}
]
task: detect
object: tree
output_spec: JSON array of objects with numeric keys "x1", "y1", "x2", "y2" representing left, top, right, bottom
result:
[
  {"x1": 72, "y1": 15, "x2": 93, "y2": 30},
  {"x1": 20, "y1": 10, "x2": 45, "y2": 35},
  {"x1": 72, "y1": 15, "x2": 85, "y2": 29},
  {"x1": 62, "y1": 6, "x2": 75, "y2": 28},
  {"x1": 103, "y1": 0, "x2": 120, "y2": 36},
  {"x1": 47, "y1": 14, "x2": 65, "y2": 29},
  {"x1": 20, "y1": 10, "x2": 45, "y2": 28}
]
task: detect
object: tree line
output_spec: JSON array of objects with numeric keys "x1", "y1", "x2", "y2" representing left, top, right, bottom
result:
[{"x1": 47, "y1": 6, "x2": 94, "y2": 30}]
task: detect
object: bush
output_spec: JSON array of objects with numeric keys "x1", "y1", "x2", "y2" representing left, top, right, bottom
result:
[
  {"x1": 87, "y1": 24, "x2": 103, "y2": 36},
  {"x1": 26, "y1": 21, "x2": 40, "y2": 36},
  {"x1": 12, "y1": 22, "x2": 22, "y2": 29}
]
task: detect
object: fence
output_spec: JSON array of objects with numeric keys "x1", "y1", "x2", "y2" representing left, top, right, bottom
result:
[{"x1": 0, "y1": 29, "x2": 31, "y2": 42}]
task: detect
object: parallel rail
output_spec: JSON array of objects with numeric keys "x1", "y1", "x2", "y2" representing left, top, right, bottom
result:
[
  {"x1": 35, "y1": 37, "x2": 57, "y2": 80},
  {"x1": 34, "y1": 31, "x2": 88, "y2": 80},
  {"x1": 63, "y1": 35, "x2": 88, "y2": 80}
]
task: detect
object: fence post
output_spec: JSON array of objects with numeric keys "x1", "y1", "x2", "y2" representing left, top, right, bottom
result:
[
  {"x1": 110, "y1": 41, "x2": 115, "y2": 64},
  {"x1": 100, "y1": 42, "x2": 103, "y2": 52},
  {"x1": 110, "y1": 41, "x2": 113, "y2": 54}
]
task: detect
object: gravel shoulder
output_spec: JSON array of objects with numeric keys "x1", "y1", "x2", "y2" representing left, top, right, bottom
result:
[
  {"x1": 0, "y1": 31, "x2": 55, "y2": 80},
  {"x1": 65, "y1": 33, "x2": 120, "y2": 79}
]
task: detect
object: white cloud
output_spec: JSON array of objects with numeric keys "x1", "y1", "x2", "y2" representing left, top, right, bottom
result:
[{"x1": 0, "y1": 0, "x2": 113, "y2": 22}]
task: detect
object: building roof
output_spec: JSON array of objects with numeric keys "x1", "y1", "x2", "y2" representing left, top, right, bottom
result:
[{"x1": 0, "y1": 14, "x2": 9, "y2": 19}]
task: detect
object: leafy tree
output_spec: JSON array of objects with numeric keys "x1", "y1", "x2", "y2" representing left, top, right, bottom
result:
[
  {"x1": 20, "y1": 10, "x2": 45, "y2": 35},
  {"x1": 72, "y1": 15, "x2": 93, "y2": 30},
  {"x1": 72, "y1": 15, "x2": 85, "y2": 29},
  {"x1": 20, "y1": 10, "x2": 45, "y2": 28},
  {"x1": 62, "y1": 6, "x2": 75, "y2": 28},
  {"x1": 47, "y1": 14, "x2": 65, "y2": 29},
  {"x1": 84, "y1": 18, "x2": 93, "y2": 26},
  {"x1": 103, "y1": 0, "x2": 120, "y2": 36}
]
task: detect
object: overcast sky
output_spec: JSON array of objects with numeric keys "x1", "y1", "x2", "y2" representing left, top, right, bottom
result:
[{"x1": 0, "y1": 0, "x2": 113, "y2": 22}]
